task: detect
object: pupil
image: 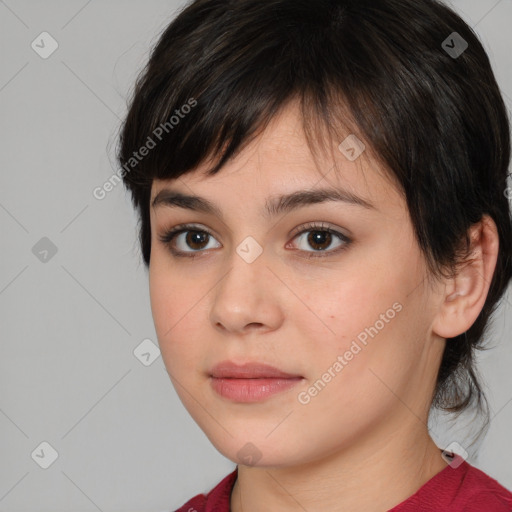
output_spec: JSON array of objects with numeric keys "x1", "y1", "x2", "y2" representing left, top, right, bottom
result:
[
  {"x1": 187, "y1": 231, "x2": 208, "y2": 249},
  {"x1": 308, "y1": 231, "x2": 331, "y2": 250}
]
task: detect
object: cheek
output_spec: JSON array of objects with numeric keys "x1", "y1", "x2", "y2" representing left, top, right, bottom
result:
[
  {"x1": 298, "y1": 271, "x2": 401, "y2": 347},
  {"x1": 294, "y1": 264, "x2": 420, "y2": 401},
  {"x1": 304, "y1": 291, "x2": 423, "y2": 410},
  {"x1": 149, "y1": 264, "x2": 205, "y2": 368}
]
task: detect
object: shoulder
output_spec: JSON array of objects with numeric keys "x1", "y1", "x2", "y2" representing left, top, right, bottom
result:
[
  {"x1": 392, "y1": 458, "x2": 512, "y2": 511},
  {"x1": 174, "y1": 468, "x2": 238, "y2": 512},
  {"x1": 456, "y1": 461, "x2": 512, "y2": 510}
]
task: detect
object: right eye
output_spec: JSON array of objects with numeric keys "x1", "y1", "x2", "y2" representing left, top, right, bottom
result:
[{"x1": 158, "y1": 224, "x2": 222, "y2": 258}]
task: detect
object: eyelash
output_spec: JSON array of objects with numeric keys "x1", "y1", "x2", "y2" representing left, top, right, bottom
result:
[{"x1": 157, "y1": 222, "x2": 352, "y2": 259}]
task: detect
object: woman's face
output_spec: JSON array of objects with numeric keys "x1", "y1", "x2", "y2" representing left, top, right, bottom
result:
[{"x1": 148, "y1": 103, "x2": 446, "y2": 467}]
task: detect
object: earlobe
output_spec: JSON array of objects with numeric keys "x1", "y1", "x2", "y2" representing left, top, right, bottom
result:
[{"x1": 432, "y1": 215, "x2": 499, "y2": 339}]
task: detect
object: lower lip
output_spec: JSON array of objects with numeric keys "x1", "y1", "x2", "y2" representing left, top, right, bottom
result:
[{"x1": 210, "y1": 377, "x2": 303, "y2": 402}]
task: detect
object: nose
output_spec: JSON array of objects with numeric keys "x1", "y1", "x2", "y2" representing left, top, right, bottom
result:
[{"x1": 209, "y1": 244, "x2": 285, "y2": 335}]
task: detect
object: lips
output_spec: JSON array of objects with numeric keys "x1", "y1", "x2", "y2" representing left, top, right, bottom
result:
[
  {"x1": 210, "y1": 361, "x2": 302, "y2": 379},
  {"x1": 209, "y1": 361, "x2": 303, "y2": 402}
]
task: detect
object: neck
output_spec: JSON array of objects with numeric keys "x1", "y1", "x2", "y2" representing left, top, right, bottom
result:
[{"x1": 230, "y1": 419, "x2": 448, "y2": 512}]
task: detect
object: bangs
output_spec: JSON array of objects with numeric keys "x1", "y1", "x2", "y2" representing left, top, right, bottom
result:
[{"x1": 116, "y1": 1, "x2": 393, "y2": 191}]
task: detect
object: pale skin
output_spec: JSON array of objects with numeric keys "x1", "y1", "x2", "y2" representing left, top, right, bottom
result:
[{"x1": 148, "y1": 102, "x2": 499, "y2": 511}]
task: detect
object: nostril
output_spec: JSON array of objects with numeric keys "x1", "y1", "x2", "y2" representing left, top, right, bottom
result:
[{"x1": 247, "y1": 322, "x2": 264, "y2": 329}]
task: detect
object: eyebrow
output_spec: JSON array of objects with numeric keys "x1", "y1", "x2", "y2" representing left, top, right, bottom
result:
[{"x1": 151, "y1": 187, "x2": 375, "y2": 219}]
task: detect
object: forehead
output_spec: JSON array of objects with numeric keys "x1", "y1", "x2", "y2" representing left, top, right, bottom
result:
[{"x1": 150, "y1": 101, "x2": 402, "y2": 215}]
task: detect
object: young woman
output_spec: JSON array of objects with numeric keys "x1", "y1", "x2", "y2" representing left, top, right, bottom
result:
[{"x1": 116, "y1": 0, "x2": 512, "y2": 510}]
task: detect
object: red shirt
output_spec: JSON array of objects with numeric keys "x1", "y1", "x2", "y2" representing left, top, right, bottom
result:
[{"x1": 175, "y1": 460, "x2": 512, "y2": 511}]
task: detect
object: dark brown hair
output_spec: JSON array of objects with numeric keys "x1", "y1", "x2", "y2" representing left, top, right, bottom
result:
[{"x1": 116, "y1": 0, "x2": 512, "y2": 427}]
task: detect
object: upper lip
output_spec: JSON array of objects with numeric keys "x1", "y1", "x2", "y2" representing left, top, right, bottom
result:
[{"x1": 210, "y1": 361, "x2": 302, "y2": 379}]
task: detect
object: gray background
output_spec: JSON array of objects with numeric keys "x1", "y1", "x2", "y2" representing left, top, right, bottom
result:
[{"x1": 0, "y1": 1, "x2": 511, "y2": 511}]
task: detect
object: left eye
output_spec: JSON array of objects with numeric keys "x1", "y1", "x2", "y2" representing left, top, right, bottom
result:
[
  {"x1": 158, "y1": 222, "x2": 351, "y2": 258},
  {"x1": 291, "y1": 225, "x2": 349, "y2": 255}
]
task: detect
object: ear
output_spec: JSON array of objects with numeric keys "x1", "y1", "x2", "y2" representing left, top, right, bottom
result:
[{"x1": 431, "y1": 215, "x2": 499, "y2": 339}]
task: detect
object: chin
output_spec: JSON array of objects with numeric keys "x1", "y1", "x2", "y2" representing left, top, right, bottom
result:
[{"x1": 205, "y1": 433, "x2": 309, "y2": 469}]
